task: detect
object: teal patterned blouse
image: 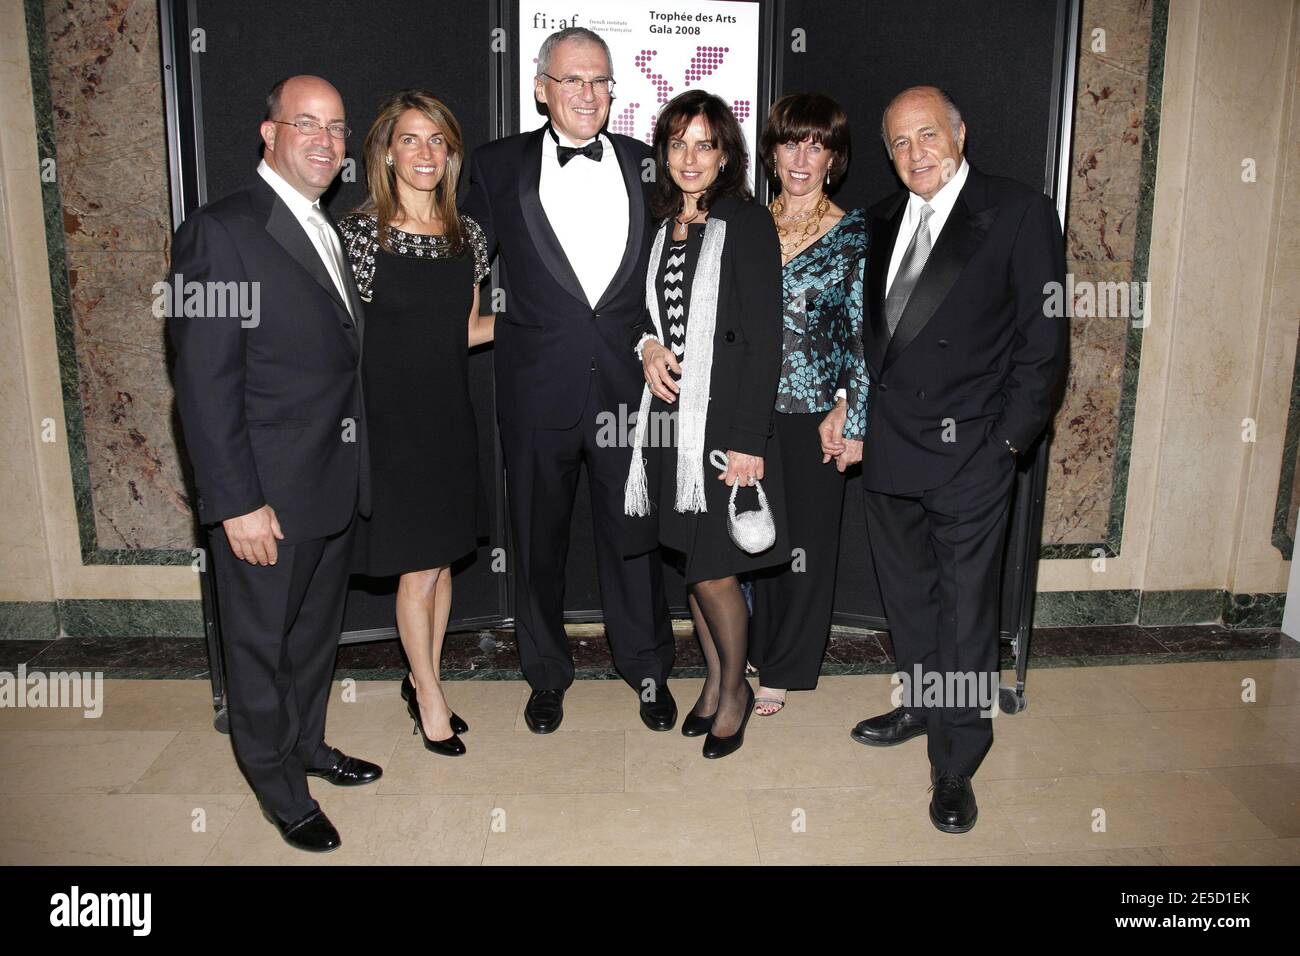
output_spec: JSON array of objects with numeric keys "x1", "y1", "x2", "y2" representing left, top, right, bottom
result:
[{"x1": 775, "y1": 207, "x2": 869, "y2": 440}]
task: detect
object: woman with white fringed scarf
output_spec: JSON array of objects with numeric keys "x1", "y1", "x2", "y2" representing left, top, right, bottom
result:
[{"x1": 624, "y1": 90, "x2": 787, "y2": 759}]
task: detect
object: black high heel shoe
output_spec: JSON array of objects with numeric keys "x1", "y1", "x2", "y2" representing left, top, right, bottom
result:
[
  {"x1": 681, "y1": 709, "x2": 716, "y2": 737},
  {"x1": 401, "y1": 673, "x2": 468, "y2": 734},
  {"x1": 408, "y1": 697, "x2": 466, "y2": 756},
  {"x1": 701, "y1": 683, "x2": 755, "y2": 759}
]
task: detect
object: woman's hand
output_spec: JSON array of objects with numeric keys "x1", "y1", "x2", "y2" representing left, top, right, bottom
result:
[
  {"x1": 818, "y1": 401, "x2": 847, "y2": 463},
  {"x1": 643, "y1": 339, "x2": 682, "y2": 403},
  {"x1": 717, "y1": 451, "x2": 765, "y2": 487}
]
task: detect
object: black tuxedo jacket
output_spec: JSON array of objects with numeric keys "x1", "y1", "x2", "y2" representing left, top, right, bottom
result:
[
  {"x1": 463, "y1": 126, "x2": 654, "y2": 429},
  {"x1": 167, "y1": 175, "x2": 371, "y2": 544},
  {"x1": 861, "y1": 164, "x2": 1069, "y2": 493}
]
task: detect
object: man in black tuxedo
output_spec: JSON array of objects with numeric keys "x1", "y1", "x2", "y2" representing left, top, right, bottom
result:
[
  {"x1": 168, "y1": 75, "x2": 381, "y2": 852},
  {"x1": 463, "y1": 28, "x2": 675, "y2": 733},
  {"x1": 848, "y1": 86, "x2": 1068, "y2": 832}
]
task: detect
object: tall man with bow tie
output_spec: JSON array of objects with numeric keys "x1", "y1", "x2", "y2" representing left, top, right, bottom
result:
[
  {"x1": 464, "y1": 28, "x2": 676, "y2": 733},
  {"x1": 847, "y1": 86, "x2": 1068, "y2": 832}
]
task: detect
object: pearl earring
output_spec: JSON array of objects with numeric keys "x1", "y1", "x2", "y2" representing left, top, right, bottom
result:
[{"x1": 385, "y1": 155, "x2": 393, "y2": 167}]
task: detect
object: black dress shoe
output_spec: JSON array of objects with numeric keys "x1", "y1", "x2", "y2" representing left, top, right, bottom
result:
[
  {"x1": 306, "y1": 750, "x2": 383, "y2": 786},
  {"x1": 400, "y1": 674, "x2": 468, "y2": 734},
  {"x1": 262, "y1": 807, "x2": 341, "y2": 853},
  {"x1": 524, "y1": 688, "x2": 565, "y2": 734},
  {"x1": 929, "y1": 769, "x2": 978, "y2": 833},
  {"x1": 702, "y1": 683, "x2": 755, "y2": 759},
  {"x1": 680, "y1": 710, "x2": 715, "y2": 737},
  {"x1": 639, "y1": 685, "x2": 677, "y2": 731},
  {"x1": 850, "y1": 706, "x2": 928, "y2": 747},
  {"x1": 408, "y1": 698, "x2": 466, "y2": 756}
]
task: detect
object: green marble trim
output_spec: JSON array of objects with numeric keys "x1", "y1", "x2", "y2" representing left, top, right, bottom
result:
[
  {"x1": 0, "y1": 601, "x2": 60, "y2": 640},
  {"x1": 1222, "y1": 592, "x2": 1285, "y2": 630},
  {"x1": 1138, "y1": 589, "x2": 1224, "y2": 626},
  {"x1": 1041, "y1": 0, "x2": 1169, "y2": 561},
  {"x1": 1032, "y1": 589, "x2": 1140, "y2": 626},
  {"x1": 58, "y1": 600, "x2": 204, "y2": 638},
  {"x1": 20, "y1": 0, "x2": 195, "y2": 568},
  {"x1": 1270, "y1": 319, "x2": 1300, "y2": 558}
]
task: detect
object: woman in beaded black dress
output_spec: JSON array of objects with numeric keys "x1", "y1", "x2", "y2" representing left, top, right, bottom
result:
[{"x1": 339, "y1": 90, "x2": 492, "y2": 756}]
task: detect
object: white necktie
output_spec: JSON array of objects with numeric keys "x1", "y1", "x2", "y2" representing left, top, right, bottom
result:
[{"x1": 306, "y1": 207, "x2": 353, "y2": 316}]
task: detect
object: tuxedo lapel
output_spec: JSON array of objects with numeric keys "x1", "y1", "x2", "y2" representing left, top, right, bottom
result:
[
  {"x1": 883, "y1": 177, "x2": 997, "y2": 371},
  {"x1": 593, "y1": 135, "x2": 647, "y2": 312},
  {"x1": 866, "y1": 194, "x2": 905, "y2": 378},
  {"x1": 263, "y1": 194, "x2": 353, "y2": 322},
  {"x1": 322, "y1": 206, "x2": 365, "y2": 349},
  {"x1": 518, "y1": 127, "x2": 589, "y2": 308}
]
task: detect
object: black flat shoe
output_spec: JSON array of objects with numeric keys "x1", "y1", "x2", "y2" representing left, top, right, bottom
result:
[
  {"x1": 401, "y1": 674, "x2": 468, "y2": 734},
  {"x1": 262, "y1": 806, "x2": 341, "y2": 853},
  {"x1": 850, "y1": 706, "x2": 928, "y2": 747},
  {"x1": 306, "y1": 749, "x2": 383, "y2": 786},
  {"x1": 680, "y1": 710, "x2": 715, "y2": 737},
  {"x1": 408, "y1": 698, "x2": 466, "y2": 756},
  {"x1": 929, "y1": 768, "x2": 978, "y2": 833},
  {"x1": 702, "y1": 683, "x2": 755, "y2": 759},
  {"x1": 524, "y1": 688, "x2": 565, "y2": 734},
  {"x1": 639, "y1": 684, "x2": 677, "y2": 732}
]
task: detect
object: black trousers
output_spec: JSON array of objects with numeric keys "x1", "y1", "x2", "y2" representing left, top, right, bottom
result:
[
  {"x1": 863, "y1": 437, "x2": 1016, "y2": 777},
  {"x1": 208, "y1": 515, "x2": 355, "y2": 822},
  {"x1": 749, "y1": 412, "x2": 845, "y2": 689},
  {"x1": 498, "y1": 370, "x2": 674, "y2": 693}
]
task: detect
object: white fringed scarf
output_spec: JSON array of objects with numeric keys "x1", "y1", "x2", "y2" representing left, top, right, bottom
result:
[{"x1": 625, "y1": 216, "x2": 727, "y2": 516}]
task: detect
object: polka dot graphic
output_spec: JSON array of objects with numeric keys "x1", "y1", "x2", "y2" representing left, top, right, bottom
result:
[
  {"x1": 684, "y1": 46, "x2": 728, "y2": 85},
  {"x1": 731, "y1": 99, "x2": 751, "y2": 123},
  {"x1": 635, "y1": 49, "x2": 672, "y2": 104},
  {"x1": 610, "y1": 102, "x2": 640, "y2": 137}
]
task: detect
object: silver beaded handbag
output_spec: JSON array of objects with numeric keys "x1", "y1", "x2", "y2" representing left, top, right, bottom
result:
[{"x1": 710, "y1": 450, "x2": 776, "y2": 554}]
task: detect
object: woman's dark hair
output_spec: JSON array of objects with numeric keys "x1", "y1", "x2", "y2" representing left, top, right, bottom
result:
[
  {"x1": 650, "y1": 90, "x2": 752, "y2": 220},
  {"x1": 759, "y1": 92, "x2": 851, "y2": 193}
]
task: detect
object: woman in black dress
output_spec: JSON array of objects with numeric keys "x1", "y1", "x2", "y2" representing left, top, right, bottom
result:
[
  {"x1": 340, "y1": 90, "x2": 492, "y2": 756},
  {"x1": 625, "y1": 90, "x2": 786, "y2": 758}
]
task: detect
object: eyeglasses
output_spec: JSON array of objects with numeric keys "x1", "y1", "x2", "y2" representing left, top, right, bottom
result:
[
  {"x1": 272, "y1": 119, "x2": 351, "y2": 139},
  {"x1": 540, "y1": 73, "x2": 615, "y2": 96}
]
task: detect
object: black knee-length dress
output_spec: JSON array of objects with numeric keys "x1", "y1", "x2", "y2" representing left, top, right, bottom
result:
[{"x1": 338, "y1": 213, "x2": 491, "y2": 576}]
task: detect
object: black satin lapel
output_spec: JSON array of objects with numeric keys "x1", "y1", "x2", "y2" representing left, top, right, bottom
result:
[
  {"x1": 883, "y1": 201, "x2": 997, "y2": 371},
  {"x1": 265, "y1": 199, "x2": 351, "y2": 317},
  {"x1": 594, "y1": 136, "x2": 647, "y2": 311},
  {"x1": 518, "y1": 132, "x2": 590, "y2": 308},
  {"x1": 324, "y1": 207, "x2": 365, "y2": 348},
  {"x1": 866, "y1": 200, "x2": 904, "y2": 377}
]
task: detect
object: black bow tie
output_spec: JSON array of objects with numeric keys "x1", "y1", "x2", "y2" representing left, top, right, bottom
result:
[{"x1": 556, "y1": 139, "x2": 603, "y2": 166}]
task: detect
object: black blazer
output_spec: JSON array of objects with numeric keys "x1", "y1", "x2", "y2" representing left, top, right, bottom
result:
[
  {"x1": 462, "y1": 126, "x2": 654, "y2": 429},
  {"x1": 167, "y1": 175, "x2": 370, "y2": 544},
  {"x1": 861, "y1": 164, "x2": 1069, "y2": 493}
]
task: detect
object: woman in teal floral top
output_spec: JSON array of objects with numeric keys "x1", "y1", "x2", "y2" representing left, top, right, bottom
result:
[{"x1": 749, "y1": 93, "x2": 868, "y2": 715}]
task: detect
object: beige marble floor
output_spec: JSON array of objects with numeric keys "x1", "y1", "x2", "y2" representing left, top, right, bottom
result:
[{"x1": 0, "y1": 660, "x2": 1297, "y2": 865}]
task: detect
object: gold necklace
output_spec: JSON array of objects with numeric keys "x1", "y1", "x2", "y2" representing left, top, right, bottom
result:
[{"x1": 770, "y1": 195, "x2": 829, "y2": 259}]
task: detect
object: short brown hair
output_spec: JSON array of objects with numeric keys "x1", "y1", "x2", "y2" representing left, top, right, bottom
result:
[
  {"x1": 759, "y1": 92, "x2": 851, "y2": 193},
  {"x1": 650, "y1": 90, "x2": 752, "y2": 220}
]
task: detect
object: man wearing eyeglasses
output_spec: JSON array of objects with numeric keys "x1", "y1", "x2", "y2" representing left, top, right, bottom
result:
[
  {"x1": 168, "y1": 75, "x2": 380, "y2": 853},
  {"x1": 464, "y1": 28, "x2": 676, "y2": 735}
]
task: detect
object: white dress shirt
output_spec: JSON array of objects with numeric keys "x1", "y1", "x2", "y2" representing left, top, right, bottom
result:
[
  {"x1": 538, "y1": 128, "x2": 630, "y2": 308},
  {"x1": 885, "y1": 157, "x2": 970, "y2": 296},
  {"x1": 257, "y1": 158, "x2": 352, "y2": 313}
]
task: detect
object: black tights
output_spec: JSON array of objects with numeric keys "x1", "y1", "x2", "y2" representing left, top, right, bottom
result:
[{"x1": 687, "y1": 576, "x2": 750, "y2": 737}]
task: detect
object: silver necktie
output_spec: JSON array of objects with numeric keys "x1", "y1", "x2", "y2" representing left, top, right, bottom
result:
[{"x1": 884, "y1": 202, "x2": 934, "y2": 337}]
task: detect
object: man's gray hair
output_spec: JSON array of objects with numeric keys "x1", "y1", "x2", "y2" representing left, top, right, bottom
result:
[
  {"x1": 537, "y1": 27, "x2": 613, "y2": 77},
  {"x1": 880, "y1": 86, "x2": 963, "y2": 148}
]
